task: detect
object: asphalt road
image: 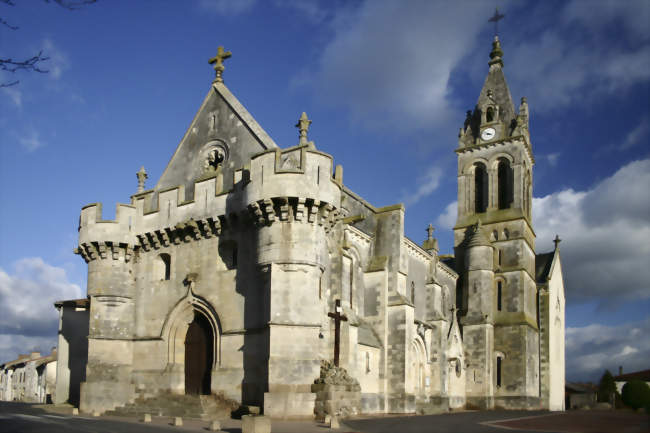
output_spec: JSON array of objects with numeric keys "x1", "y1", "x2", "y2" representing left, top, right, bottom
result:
[
  {"x1": 344, "y1": 410, "x2": 554, "y2": 433},
  {"x1": 0, "y1": 402, "x2": 186, "y2": 433},
  {"x1": 1, "y1": 402, "x2": 645, "y2": 433}
]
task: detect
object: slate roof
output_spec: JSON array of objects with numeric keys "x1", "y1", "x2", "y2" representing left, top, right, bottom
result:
[
  {"x1": 54, "y1": 298, "x2": 90, "y2": 309},
  {"x1": 439, "y1": 255, "x2": 456, "y2": 272},
  {"x1": 535, "y1": 251, "x2": 555, "y2": 284},
  {"x1": 565, "y1": 382, "x2": 597, "y2": 393},
  {"x1": 614, "y1": 369, "x2": 650, "y2": 382}
]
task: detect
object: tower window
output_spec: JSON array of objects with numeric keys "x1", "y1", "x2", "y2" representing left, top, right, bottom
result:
[
  {"x1": 158, "y1": 253, "x2": 171, "y2": 281},
  {"x1": 411, "y1": 281, "x2": 415, "y2": 303},
  {"x1": 497, "y1": 281, "x2": 502, "y2": 311},
  {"x1": 366, "y1": 352, "x2": 371, "y2": 373},
  {"x1": 498, "y1": 159, "x2": 514, "y2": 210},
  {"x1": 474, "y1": 162, "x2": 488, "y2": 213},
  {"x1": 486, "y1": 106, "x2": 495, "y2": 122},
  {"x1": 496, "y1": 356, "x2": 502, "y2": 387}
]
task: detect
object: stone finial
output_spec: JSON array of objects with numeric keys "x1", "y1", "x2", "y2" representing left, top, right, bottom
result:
[
  {"x1": 208, "y1": 45, "x2": 232, "y2": 83},
  {"x1": 519, "y1": 96, "x2": 529, "y2": 118},
  {"x1": 296, "y1": 112, "x2": 314, "y2": 148},
  {"x1": 136, "y1": 166, "x2": 147, "y2": 193},
  {"x1": 516, "y1": 96, "x2": 530, "y2": 133},
  {"x1": 553, "y1": 234, "x2": 561, "y2": 250},
  {"x1": 422, "y1": 224, "x2": 439, "y2": 252},
  {"x1": 489, "y1": 35, "x2": 504, "y2": 67},
  {"x1": 427, "y1": 224, "x2": 435, "y2": 241}
]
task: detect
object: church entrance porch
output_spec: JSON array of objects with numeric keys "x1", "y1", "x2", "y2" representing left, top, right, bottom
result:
[{"x1": 185, "y1": 312, "x2": 214, "y2": 395}]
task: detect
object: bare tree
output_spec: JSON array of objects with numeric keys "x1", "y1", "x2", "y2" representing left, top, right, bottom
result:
[{"x1": 1, "y1": 0, "x2": 96, "y2": 87}]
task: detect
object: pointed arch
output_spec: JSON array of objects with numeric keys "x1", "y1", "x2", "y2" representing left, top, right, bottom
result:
[
  {"x1": 409, "y1": 334, "x2": 427, "y2": 396},
  {"x1": 474, "y1": 162, "x2": 488, "y2": 213},
  {"x1": 161, "y1": 289, "x2": 222, "y2": 370},
  {"x1": 497, "y1": 158, "x2": 514, "y2": 209}
]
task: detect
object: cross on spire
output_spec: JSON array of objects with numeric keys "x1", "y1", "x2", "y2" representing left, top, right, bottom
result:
[
  {"x1": 553, "y1": 234, "x2": 562, "y2": 249},
  {"x1": 488, "y1": 7, "x2": 505, "y2": 36},
  {"x1": 208, "y1": 46, "x2": 232, "y2": 83}
]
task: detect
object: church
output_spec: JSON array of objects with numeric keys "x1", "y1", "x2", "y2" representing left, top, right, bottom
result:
[{"x1": 56, "y1": 35, "x2": 565, "y2": 418}]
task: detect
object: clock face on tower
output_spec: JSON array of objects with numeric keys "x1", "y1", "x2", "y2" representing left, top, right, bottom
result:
[{"x1": 481, "y1": 127, "x2": 496, "y2": 141}]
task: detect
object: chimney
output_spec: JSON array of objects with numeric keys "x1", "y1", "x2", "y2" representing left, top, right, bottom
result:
[{"x1": 619, "y1": 366, "x2": 623, "y2": 376}]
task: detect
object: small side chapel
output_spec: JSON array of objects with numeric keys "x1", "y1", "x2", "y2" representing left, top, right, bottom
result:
[{"x1": 57, "y1": 34, "x2": 565, "y2": 418}]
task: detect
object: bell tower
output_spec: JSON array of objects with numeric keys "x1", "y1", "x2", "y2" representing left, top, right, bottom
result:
[{"x1": 454, "y1": 35, "x2": 539, "y2": 409}]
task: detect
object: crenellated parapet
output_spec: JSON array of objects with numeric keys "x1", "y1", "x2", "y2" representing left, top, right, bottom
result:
[{"x1": 75, "y1": 144, "x2": 343, "y2": 263}]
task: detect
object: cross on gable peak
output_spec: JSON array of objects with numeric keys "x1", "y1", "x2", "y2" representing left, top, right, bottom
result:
[{"x1": 208, "y1": 45, "x2": 232, "y2": 83}]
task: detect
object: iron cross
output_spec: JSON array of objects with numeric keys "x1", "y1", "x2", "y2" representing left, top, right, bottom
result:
[
  {"x1": 208, "y1": 46, "x2": 232, "y2": 83},
  {"x1": 488, "y1": 8, "x2": 505, "y2": 36},
  {"x1": 327, "y1": 299, "x2": 348, "y2": 367}
]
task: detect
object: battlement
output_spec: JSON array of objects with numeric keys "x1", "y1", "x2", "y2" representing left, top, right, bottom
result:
[
  {"x1": 76, "y1": 145, "x2": 343, "y2": 251},
  {"x1": 79, "y1": 203, "x2": 137, "y2": 246}
]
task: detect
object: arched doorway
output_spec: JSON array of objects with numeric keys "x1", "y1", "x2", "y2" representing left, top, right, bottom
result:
[{"x1": 184, "y1": 312, "x2": 213, "y2": 395}]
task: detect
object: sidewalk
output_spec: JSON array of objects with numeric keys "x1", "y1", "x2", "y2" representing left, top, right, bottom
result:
[{"x1": 38, "y1": 404, "x2": 359, "y2": 433}]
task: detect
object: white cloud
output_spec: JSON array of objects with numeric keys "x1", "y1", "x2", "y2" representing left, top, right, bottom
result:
[
  {"x1": 506, "y1": 0, "x2": 650, "y2": 111},
  {"x1": 0, "y1": 334, "x2": 58, "y2": 364},
  {"x1": 274, "y1": 0, "x2": 329, "y2": 23},
  {"x1": 42, "y1": 39, "x2": 69, "y2": 80},
  {"x1": 545, "y1": 152, "x2": 560, "y2": 167},
  {"x1": 0, "y1": 258, "x2": 82, "y2": 340},
  {"x1": 566, "y1": 318, "x2": 650, "y2": 381},
  {"x1": 307, "y1": 0, "x2": 495, "y2": 133},
  {"x1": 620, "y1": 118, "x2": 649, "y2": 151},
  {"x1": 18, "y1": 129, "x2": 45, "y2": 152},
  {"x1": 436, "y1": 200, "x2": 457, "y2": 230},
  {"x1": 199, "y1": 0, "x2": 256, "y2": 15},
  {"x1": 401, "y1": 166, "x2": 443, "y2": 207},
  {"x1": 534, "y1": 158, "x2": 650, "y2": 303},
  {"x1": 1, "y1": 86, "x2": 22, "y2": 108}
]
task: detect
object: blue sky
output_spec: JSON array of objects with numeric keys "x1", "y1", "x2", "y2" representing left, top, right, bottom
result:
[{"x1": 1, "y1": 0, "x2": 648, "y2": 382}]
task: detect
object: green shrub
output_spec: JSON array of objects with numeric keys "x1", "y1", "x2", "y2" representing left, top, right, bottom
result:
[
  {"x1": 597, "y1": 370, "x2": 618, "y2": 403},
  {"x1": 621, "y1": 380, "x2": 650, "y2": 410}
]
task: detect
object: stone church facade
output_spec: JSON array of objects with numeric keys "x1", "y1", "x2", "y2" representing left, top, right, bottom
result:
[{"x1": 58, "y1": 36, "x2": 565, "y2": 418}]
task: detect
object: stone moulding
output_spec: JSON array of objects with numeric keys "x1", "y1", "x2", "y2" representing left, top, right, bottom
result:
[{"x1": 74, "y1": 241, "x2": 135, "y2": 263}]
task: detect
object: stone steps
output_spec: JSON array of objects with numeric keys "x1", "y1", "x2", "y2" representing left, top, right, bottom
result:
[{"x1": 106, "y1": 391, "x2": 238, "y2": 421}]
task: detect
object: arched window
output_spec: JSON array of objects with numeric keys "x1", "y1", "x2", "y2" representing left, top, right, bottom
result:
[
  {"x1": 366, "y1": 352, "x2": 371, "y2": 373},
  {"x1": 497, "y1": 281, "x2": 503, "y2": 311},
  {"x1": 158, "y1": 253, "x2": 171, "y2": 281},
  {"x1": 486, "y1": 106, "x2": 495, "y2": 122},
  {"x1": 411, "y1": 282, "x2": 415, "y2": 303},
  {"x1": 498, "y1": 158, "x2": 514, "y2": 209},
  {"x1": 496, "y1": 356, "x2": 503, "y2": 387},
  {"x1": 474, "y1": 162, "x2": 488, "y2": 213}
]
